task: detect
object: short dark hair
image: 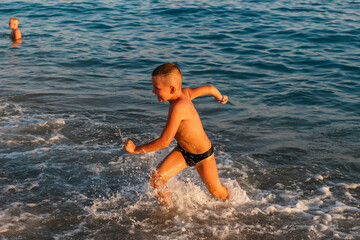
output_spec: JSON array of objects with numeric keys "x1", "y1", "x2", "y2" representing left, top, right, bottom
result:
[{"x1": 152, "y1": 63, "x2": 182, "y2": 77}]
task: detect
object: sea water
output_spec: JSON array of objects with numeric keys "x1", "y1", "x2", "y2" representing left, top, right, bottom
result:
[{"x1": 0, "y1": 0, "x2": 359, "y2": 239}]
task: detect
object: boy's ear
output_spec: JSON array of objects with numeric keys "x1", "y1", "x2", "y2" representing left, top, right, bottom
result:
[{"x1": 170, "y1": 86, "x2": 176, "y2": 94}]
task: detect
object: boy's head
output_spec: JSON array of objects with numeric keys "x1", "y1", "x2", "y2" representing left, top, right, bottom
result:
[
  {"x1": 9, "y1": 17, "x2": 19, "y2": 29},
  {"x1": 152, "y1": 63, "x2": 182, "y2": 89},
  {"x1": 152, "y1": 63, "x2": 182, "y2": 102}
]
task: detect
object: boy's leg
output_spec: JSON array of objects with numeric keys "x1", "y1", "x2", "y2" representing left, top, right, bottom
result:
[
  {"x1": 195, "y1": 154, "x2": 229, "y2": 199},
  {"x1": 149, "y1": 147, "x2": 188, "y2": 206}
]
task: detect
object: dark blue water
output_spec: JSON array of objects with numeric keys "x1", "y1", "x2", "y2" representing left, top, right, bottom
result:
[{"x1": 1, "y1": 0, "x2": 359, "y2": 239}]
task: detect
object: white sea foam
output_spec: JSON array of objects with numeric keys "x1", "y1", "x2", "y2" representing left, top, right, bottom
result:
[
  {"x1": 223, "y1": 178, "x2": 250, "y2": 205},
  {"x1": 0, "y1": 110, "x2": 68, "y2": 148},
  {"x1": 107, "y1": 150, "x2": 357, "y2": 239},
  {"x1": 1, "y1": 102, "x2": 359, "y2": 239},
  {"x1": 0, "y1": 205, "x2": 48, "y2": 234},
  {"x1": 2, "y1": 181, "x2": 40, "y2": 194},
  {"x1": 84, "y1": 192, "x2": 124, "y2": 220},
  {"x1": 85, "y1": 163, "x2": 108, "y2": 175},
  {"x1": 242, "y1": 181, "x2": 360, "y2": 239},
  {"x1": 79, "y1": 168, "x2": 250, "y2": 239},
  {"x1": 306, "y1": 174, "x2": 327, "y2": 182},
  {"x1": 339, "y1": 183, "x2": 360, "y2": 189},
  {"x1": 0, "y1": 103, "x2": 24, "y2": 116},
  {"x1": 49, "y1": 134, "x2": 66, "y2": 142}
]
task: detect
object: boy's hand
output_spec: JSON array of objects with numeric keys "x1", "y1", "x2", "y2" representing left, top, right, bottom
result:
[
  {"x1": 216, "y1": 95, "x2": 228, "y2": 104},
  {"x1": 124, "y1": 140, "x2": 136, "y2": 153}
]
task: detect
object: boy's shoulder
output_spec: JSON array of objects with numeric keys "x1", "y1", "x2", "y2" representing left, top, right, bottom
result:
[
  {"x1": 181, "y1": 88, "x2": 192, "y2": 99},
  {"x1": 11, "y1": 28, "x2": 20, "y2": 33},
  {"x1": 170, "y1": 93, "x2": 191, "y2": 111}
]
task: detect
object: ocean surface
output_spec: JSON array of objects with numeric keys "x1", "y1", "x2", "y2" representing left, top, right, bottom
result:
[{"x1": 1, "y1": 0, "x2": 359, "y2": 239}]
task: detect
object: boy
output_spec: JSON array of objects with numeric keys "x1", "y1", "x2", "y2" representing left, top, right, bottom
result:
[
  {"x1": 124, "y1": 63, "x2": 229, "y2": 206},
  {"x1": 9, "y1": 17, "x2": 22, "y2": 40}
]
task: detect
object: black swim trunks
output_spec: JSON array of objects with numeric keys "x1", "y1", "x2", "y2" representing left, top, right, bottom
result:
[{"x1": 177, "y1": 143, "x2": 214, "y2": 166}]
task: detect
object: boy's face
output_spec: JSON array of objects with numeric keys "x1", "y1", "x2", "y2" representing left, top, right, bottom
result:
[
  {"x1": 152, "y1": 76, "x2": 172, "y2": 102},
  {"x1": 9, "y1": 19, "x2": 18, "y2": 29}
]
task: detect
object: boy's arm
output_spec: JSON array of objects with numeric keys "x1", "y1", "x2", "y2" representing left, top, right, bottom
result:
[
  {"x1": 14, "y1": 29, "x2": 22, "y2": 40},
  {"x1": 124, "y1": 105, "x2": 183, "y2": 154},
  {"x1": 182, "y1": 85, "x2": 228, "y2": 104}
]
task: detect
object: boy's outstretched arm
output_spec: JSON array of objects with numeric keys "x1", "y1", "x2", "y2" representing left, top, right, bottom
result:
[
  {"x1": 182, "y1": 85, "x2": 228, "y2": 104},
  {"x1": 124, "y1": 104, "x2": 183, "y2": 154}
]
